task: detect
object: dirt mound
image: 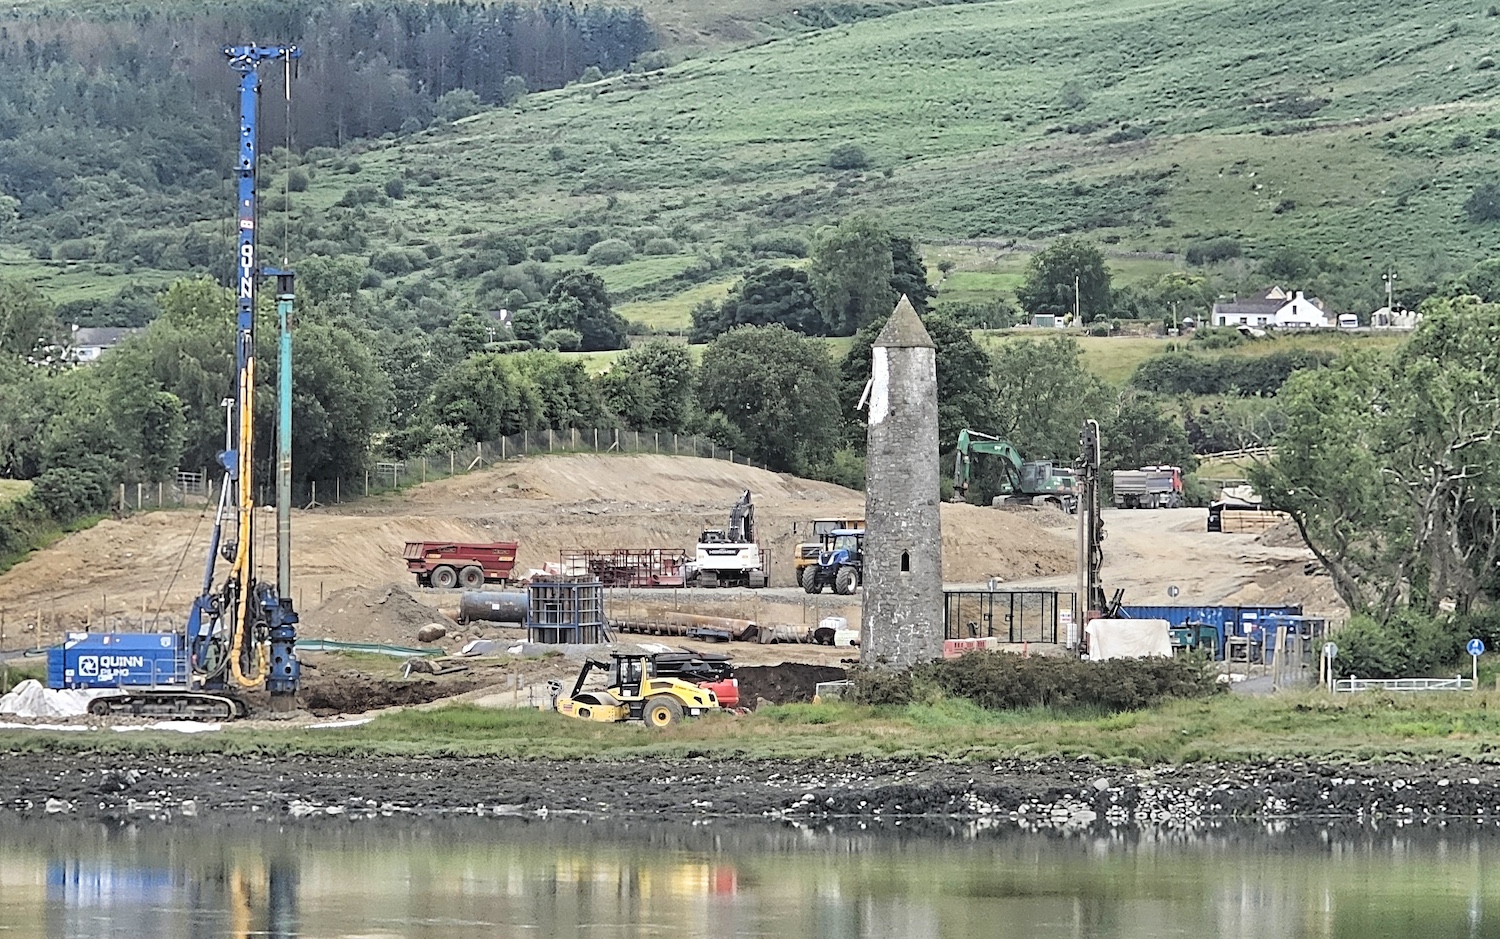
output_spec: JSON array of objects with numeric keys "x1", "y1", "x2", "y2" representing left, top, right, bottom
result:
[
  {"x1": 1257, "y1": 520, "x2": 1308, "y2": 549},
  {"x1": 736, "y1": 663, "x2": 847, "y2": 705},
  {"x1": 0, "y1": 454, "x2": 1077, "y2": 644},
  {"x1": 404, "y1": 453, "x2": 856, "y2": 506},
  {"x1": 304, "y1": 586, "x2": 452, "y2": 645},
  {"x1": 301, "y1": 671, "x2": 483, "y2": 716}
]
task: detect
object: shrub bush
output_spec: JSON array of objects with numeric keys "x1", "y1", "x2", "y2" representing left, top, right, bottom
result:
[
  {"x1": 643, "y1": 237, "x2": 680, "y2": 255},
  {"x1": 29, "y1": 468, "x2": 110, "y2": 520},
  {"x1": 852, "y1": 652, "x2": 1223, "y2": 712},
  {"x1": 1335, "y1": 611, "x2": 1463, "y2": 679},
  {"x1": 586, "y1": 238, "x2": 635, "y2": 266},
  {"x1": 827, "y1": 143, "x2": 868, "y2": 170},
  {"x1": 750, "y1": 233, "x2": 810, "y2": 258},
  {"x1": 529, "y1": 245, "x2": 554, "y2": 262},
  {"x1": 543, "y1": 328, "x2": 583, "y2": 351}
]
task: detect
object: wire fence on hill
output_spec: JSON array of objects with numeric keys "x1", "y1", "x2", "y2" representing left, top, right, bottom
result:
[{"x1": 112, "y1": 428, "x2": 770, "y2": 512}]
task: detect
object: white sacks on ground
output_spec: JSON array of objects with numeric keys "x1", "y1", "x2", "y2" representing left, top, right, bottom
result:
[
  {"x1": 1085, "y1": 619, "x2": 1173, "y2": 661},
  {"x1": 0, "y1": 679, "x2": 106, "y2": 718}
]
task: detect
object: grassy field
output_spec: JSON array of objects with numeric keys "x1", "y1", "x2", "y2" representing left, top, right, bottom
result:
[
  {"x1": 7, "y1": 0, "x2": 1498, "y2": 323},
  {"x1": 0, "y1": 480, "x2": 29, "y2": 508},
  {"x1": 277, "y1": 0, "x2": 1500, "y2": 308},
  {"x1": 979, "y1": 329, "x2": 1412, "y2": 386},
  {"x1": 14, "y1": 690, "x2": 1500, "y2": 763}
]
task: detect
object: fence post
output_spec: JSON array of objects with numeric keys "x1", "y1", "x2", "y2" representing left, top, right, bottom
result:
[
  {"x1": 422, "y1": 457, "x2": 427, "y2": 484},
  {"x1": 310, "y1": 481, "x2": 317, "y2": 507},
  {"x1": 674, "y1": 434, "x2": 678, "y2": 455},
  {"x1": 548, "y1": 429, "x2": 554, "y2": 452},
  {"x1": 336, "y1": 478, "x2": 341, "y2": 503},
  {"x1": 365, "y1": 471, "x2": 369, "y2": 496},
  {"x1": 711, "y1": 442, "x2": 716, "y2": 460},
  {"x1": 594, "y1": 428, "x2": 599, "y2": 451},
  {"x1": 655, "y1": 432, "x2": 659, "y2": 454},
  {"x1": 503, "y1": 436, "x2": 508, "y2": 460},
  {"x1": 572, "y1": 428, "x2": 578, "y2": 450},
  {"x1": 157, "y1": 481, "x2": 163, "y2": 507},
  {"x1": 136, "y1": 482, "x2": 142, "y2": 510},
  {"x1": 450, "y1": 451, "x2": 455, "y2": 475}
]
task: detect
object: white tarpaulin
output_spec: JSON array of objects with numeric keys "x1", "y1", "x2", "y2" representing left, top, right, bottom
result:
[
  {"x1": 0, "y1": 680, "x2": 106, "y2": 718},
  {"x1": 1085, "y1": 618, "x2": 1173, "y2": 661}
]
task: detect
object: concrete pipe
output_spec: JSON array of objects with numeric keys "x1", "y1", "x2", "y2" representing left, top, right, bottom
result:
[{"x1": 458, "y1": 590, "x2": 529, "y2": 624}]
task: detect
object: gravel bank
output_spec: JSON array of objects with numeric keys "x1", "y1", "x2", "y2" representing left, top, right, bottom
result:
[{"x1": 7, "y1": 752, "x2": 1500, "y2": 825}]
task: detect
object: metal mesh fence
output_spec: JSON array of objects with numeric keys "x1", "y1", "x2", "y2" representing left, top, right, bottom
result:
[{"x1": 113, "y1": 429, "x2": 767, "y2": 512}]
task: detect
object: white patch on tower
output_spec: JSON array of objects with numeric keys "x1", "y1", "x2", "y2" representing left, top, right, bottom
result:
[{"x1": 869, "y1": 346, "x2": 890, "y2": 426}]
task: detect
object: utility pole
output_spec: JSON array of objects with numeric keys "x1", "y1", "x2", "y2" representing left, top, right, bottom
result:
[
  {"x1": 1074, "y1": 273, "x2": 1081, "y2": 324},
  {"x1": 1382, "y1": 267, "x2": 1398, "y2": 311}
]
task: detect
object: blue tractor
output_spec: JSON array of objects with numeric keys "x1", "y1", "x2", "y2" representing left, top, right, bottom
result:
[{"x1": 801, "y1": 528, "x2": 864, "y2": 595}]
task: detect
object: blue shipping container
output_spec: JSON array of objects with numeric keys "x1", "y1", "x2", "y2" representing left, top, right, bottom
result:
[
  {"x1": 48, "y1": 632, "x2": 187, "y2": 690},
  {"x1": 1118, "y1": 605, "x2": 1302, "y2": 659}
]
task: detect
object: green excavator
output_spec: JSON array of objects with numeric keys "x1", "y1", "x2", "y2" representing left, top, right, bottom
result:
[{"x1": 951, "y1": 428, "x2": 1078, "y2": 513}]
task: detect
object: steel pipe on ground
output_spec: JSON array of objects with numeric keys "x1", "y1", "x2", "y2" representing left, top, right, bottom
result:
[{"x1": 457, "y1": 591, "x2": 530, "y2": 624}]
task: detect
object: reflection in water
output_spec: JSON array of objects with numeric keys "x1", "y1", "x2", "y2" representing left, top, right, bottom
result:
[{"x1": 2, "y1": 818, "x2": 1499, "y2": 938}]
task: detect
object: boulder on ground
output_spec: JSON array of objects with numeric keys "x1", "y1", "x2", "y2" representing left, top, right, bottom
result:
[{"x1": 417, "y1": 623, "x2": 447, "y2": 643}]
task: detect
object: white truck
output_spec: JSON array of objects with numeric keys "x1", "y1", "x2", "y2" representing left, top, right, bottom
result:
[{"x1": 1111, "y1": 466, "x2": 1184, "y2": 509}]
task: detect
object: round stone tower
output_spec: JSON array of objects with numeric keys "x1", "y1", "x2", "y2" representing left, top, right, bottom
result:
[{"x1": 861, "y1": 296, "x2": 944, "y2": 667}]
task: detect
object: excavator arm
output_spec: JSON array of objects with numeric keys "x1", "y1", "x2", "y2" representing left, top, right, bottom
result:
[{"x1": 951, "y1": 429, "x2": 1024, "y2": 502}]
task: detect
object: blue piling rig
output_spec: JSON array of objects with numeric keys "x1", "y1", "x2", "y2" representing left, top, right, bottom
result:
[{"x1": 188, "y1": 44, "x2": 303, "y2": 707}]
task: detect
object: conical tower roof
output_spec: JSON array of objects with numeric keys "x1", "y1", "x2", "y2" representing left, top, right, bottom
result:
[{"x1": 873, "y1": 295, "x2": 933, "y2": 349}]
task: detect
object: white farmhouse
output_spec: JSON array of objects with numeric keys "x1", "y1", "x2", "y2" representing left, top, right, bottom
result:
[{"x1": 1211, "y1": 287, "x2": 1328, "y2": 329}]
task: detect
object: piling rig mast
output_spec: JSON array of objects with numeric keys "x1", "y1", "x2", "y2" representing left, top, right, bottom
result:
[
  {"x1": 185, "y1": 43, "x2": 304, "y2": 710},
  {"x1": 60, "y1": 45, "x2": 304, "y2": 719}
]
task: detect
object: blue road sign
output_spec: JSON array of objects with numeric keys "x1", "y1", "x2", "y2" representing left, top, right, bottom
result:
[{"x1": 1468, "y1": 638, "x2": 1486, "y2": 657}]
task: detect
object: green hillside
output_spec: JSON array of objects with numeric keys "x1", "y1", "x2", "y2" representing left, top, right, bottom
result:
[{"x1": 257, "y1": 0, "x2": 1500, "y2": 322}]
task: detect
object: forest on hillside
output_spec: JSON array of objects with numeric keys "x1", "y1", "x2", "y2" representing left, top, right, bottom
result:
[{"x1": 0, "y1": 0, "x2": 654, "y2": 269}]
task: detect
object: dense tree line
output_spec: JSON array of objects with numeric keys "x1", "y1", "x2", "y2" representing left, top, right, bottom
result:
[
  {"x1": 1129, "y1": 349, "x2": 1335, "y2": 397},
  {"x1": 0, "y1": 0, "x2": 655, "y2": 269},
  {"x1": 690, "y1": 217, "x2": 934, "y2": 342}
]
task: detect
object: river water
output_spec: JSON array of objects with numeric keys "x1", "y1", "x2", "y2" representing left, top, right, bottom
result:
[{"x1": 2, "y1": 817, "x2": 1498, "y2": 938}]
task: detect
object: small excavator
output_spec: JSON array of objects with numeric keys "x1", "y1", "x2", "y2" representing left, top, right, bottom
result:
[
  {"x1": 687, "y1": 490, "x2": 770, "y2": 588},
  {"x1": 951, "y1": 429, "x2": 1078, "y2": 513}
]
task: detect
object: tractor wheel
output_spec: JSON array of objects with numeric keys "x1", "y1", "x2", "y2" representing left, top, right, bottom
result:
[
  {"x1": 834, "y1": 566, "x2": 858, "y2": 595},
  {"x1": 431, "y1": 565, "x2": 458, "y2": 589},
  {"x1": 644, "y1": 695, "x2": 684, "y2": 729},
  {"x1": 801, "y1": 566, "x2": 821, "y2": 593},
  {"x1": 458, "y1": 565, "x2": 485, "y2": 590}
]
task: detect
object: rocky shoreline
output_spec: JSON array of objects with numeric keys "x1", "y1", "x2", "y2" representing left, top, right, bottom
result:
[{"x1": 7, "y1": 751, "x2": 1500, "y2": 825}]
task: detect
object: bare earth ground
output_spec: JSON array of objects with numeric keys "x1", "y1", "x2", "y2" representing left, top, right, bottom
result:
[
  {"x1": 0, "y1": 454, "x2": 1073, "y2": 645},
  {"x1": 0, "y1": 455, "x2": 1336, "y2": 719}
]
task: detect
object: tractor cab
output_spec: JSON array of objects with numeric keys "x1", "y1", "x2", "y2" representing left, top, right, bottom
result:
[{"x1": 818, "y1": 528, "x2": 865, "y2": 566}]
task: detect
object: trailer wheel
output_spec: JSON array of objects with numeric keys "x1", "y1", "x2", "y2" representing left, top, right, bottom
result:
[
  {"x1": 87, "y1": 698, "x2": 112, "y2": 717},
  {"x1": 644, "y1": 696, "x2": 683, "y2": 728},
  {"x1": 835, "y1": 567, "x2": 858, "y2": 595},
  {"x1": 431, "y1": 565, "x2": 458, "y2": 589},
  {"x1": 801, "y1": 566, "x2": 821, "y2": 593},
  {"x1": 458, "y1": 565, "x2": 484, "y2": 590}
]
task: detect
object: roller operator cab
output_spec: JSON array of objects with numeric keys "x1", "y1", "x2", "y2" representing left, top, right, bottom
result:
[{"x1": 548, "y1": 652, "x2": 722, "y2": 728}]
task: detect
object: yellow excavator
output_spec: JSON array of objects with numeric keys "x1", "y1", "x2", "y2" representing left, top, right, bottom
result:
[{"x1": 547, "y1": 652, "x2": 720, "y2": 728}]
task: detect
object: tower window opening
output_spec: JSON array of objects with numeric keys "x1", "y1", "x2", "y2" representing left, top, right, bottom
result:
[{"x1": 900, "y1": 550, "x2": 910, "y2": 573}]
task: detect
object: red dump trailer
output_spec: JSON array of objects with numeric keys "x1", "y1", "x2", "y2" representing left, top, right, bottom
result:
[{"x1": 404, "y1": 541, "x2": 519, "y2": 589}]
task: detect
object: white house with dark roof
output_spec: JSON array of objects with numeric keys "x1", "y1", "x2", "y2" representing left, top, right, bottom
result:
[
  {"x1": 1211, "y1": 287, "x2": 1329, "y2": 329},
  {"x1": 68, "y1": 326, "x2": 141, "y2": 363}
]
